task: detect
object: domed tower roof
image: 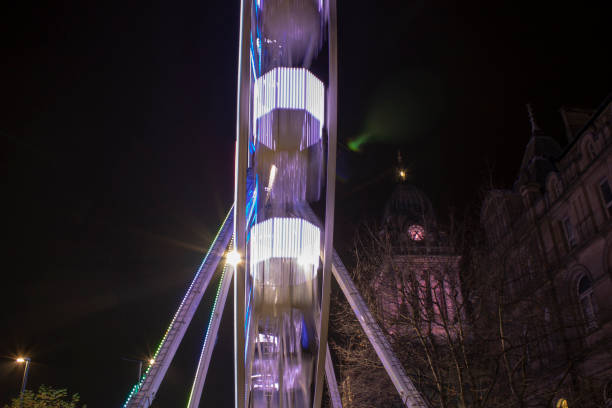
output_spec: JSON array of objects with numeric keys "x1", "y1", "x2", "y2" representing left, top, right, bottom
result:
[
  {"x1": 381, "y1": 152, "x2": 437, "y2": 246},
  {"x1": 383, "y1": 183, "x2": 436, "y2": 228}
]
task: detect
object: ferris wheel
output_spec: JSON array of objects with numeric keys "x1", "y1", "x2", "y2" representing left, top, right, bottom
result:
[{"x1": 121, "y1": 2, "x2": 427, "y2": 407}]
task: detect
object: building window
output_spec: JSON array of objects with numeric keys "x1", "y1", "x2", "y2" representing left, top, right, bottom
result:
[
  {"x1": 599, "y1": 178, "x2": 612, "y2": 217},
  {"x1": 522, "y1": 325, "x2": 532, "y2": 362},
  {"x1": 542, "y1": 306, "x2": 556, "y2": 352},
  {"x1": 587, "y1": 140, "x2": 597, "y2": 160},
  {"x1": 578, "y1": 275, "x2": 597, "y2": 331},
  {"x1": 526, "y1": 257, "x2": 535, "y2": 280},
  {"x1": 604, "y1": 380, "x2": 612, "y2": 407},
  {"x1": 554, "y1": 179, "x2": 562, "y2": 198},
  {"x1": 556, "y1": 398, "x2": 569, "y2": 408},
  {"x1": 563, "y1": 217, "x2": 576, "y2": 249}
]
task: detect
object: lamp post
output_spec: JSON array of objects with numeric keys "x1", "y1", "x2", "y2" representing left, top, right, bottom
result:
[
  {"x1": 122, "y1": 357, "x2": 155, "y2": 383},
  {"x1": 16, "y1": 357, "x2": 31, "y2": 408}
]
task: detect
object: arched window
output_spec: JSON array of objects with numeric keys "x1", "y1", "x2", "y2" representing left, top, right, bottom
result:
[
  {"x1": 583, "y1": 134, "x2": 598, "y2": 161},
  {"x1": 547, "y1": 175, "x2": 561, "y2": 202},
  {"x1": 587, "y1": 140, "x2": 597, "y2": 160},
  {"x1": 578, "y1": 275, "x2": 597, "y2": 330},
  {"x1": 598, "y1": 177, "x2": 612, "y2": 218},
  {"x1": 556, "y1": 398, "x2": 568, "y2": 408},
  {"x1": 604, "y1": 380, "x2": 612, "y2": 407},
  {"x1": 563, "y1": 216, "x2": 577, "y2": 249},
  {"x1": 554, "y1": 179, "x2": 562, "y2": 198}
]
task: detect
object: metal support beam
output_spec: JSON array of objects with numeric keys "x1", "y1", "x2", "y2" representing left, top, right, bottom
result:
[
  {"x1": 313, "y1": 0, "x2": 338, "y2": 406},
  {"x1": 325, "y1": 345, "x2": 343, "y2": 408},
  {"x1": 123, "y1": 209, "x2": 233, "y2": 407},
  {"x1": 234, "y1": 0, "x2": 251, "y2": 407},
  {"x1": 187, "y1": 262, "x2": 234, "y2": 408},
  {"x1": 312, "y1": 279, "x2": 343, "y2": 408},
  {"x1": 330, "y1": 252, "x2": 428, "y2": 408}
]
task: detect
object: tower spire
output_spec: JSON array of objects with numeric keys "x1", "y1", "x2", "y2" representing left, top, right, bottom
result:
[
  {"x1": 526, "y1": 103, "x2": 541, "y2": 135},
  {"x1": 396, "y1": 150, "x2": 407, "y2": 183}
]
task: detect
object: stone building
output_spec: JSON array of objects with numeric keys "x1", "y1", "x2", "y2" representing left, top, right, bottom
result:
[{"x1": 481, "y1": 94, "x2": 612, "y2": 407}]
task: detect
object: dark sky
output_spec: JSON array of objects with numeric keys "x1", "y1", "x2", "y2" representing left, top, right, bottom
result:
[{"x1": 1, "y1": 0, "x2": 610, "y2": 406}]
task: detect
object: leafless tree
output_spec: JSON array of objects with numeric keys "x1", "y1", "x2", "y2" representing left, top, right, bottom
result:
[{"x1": 329, "y1": 214, "x2": 606, "y2": 407}]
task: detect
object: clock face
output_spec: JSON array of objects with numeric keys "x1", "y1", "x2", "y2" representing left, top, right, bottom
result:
[{"x1": 408, "y1": 224, "x2": 425, "y2": 241}]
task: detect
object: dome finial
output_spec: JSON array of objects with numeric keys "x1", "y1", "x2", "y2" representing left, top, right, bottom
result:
[
  {"x1": 526, "y1": 103, "x2": 541, "y2": 134},
  {"x1": 396, "y1": 150, "x2": 407, "y2": 182}
]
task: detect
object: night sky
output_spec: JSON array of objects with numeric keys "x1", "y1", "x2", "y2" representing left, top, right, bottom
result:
[{"x1": 1, "y1": 1, "x2": 611, "y2": 406}]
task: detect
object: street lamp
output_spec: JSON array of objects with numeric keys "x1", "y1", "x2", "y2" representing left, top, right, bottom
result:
[
  {"x1": 122, "y1": 357, "x2": 155, "y2": 382},
  {"x1": 16, "y1": 357, "x2": 31, "y2": 408}
]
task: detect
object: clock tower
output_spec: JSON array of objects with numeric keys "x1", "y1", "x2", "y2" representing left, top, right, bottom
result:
[{"x1": 376, "y1": 154, "x2": 462, "y2": 337}]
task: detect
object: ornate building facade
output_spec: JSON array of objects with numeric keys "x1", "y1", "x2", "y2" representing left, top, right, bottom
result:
[{"x1": 481, "y1": 94, "x2": 612, "y2": 406}]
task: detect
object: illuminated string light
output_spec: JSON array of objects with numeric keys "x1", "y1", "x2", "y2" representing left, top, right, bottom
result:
[
  {"x1": 122, "y1": 208, "x2": 233, "y2": 408},
  {"x1": 246, "y1": 175, "x2": 259, "y2": 239},
  {"x1": 187, "y1": 237, "x2": 235, "y2": 407},
  {"x1": 250, "y1": 46, "x2": 257, "y2": 79}
]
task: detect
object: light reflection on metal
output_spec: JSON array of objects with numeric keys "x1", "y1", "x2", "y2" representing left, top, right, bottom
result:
[
  {"x1": 234, "y1": 2, "x2": 252, "y2": 405},
  {"x1": 265, "y1": 165, "x2": 277, "y2": 193}
]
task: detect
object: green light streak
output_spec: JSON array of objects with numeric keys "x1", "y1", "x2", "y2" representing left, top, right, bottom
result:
[{"x1": 347, "y1": 133, "x2": 370, "y2": 152}]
